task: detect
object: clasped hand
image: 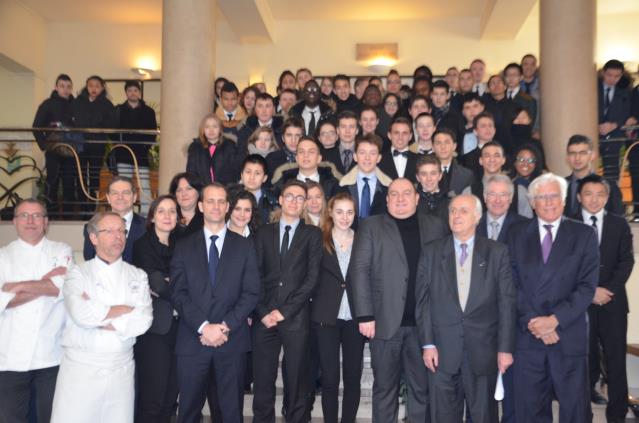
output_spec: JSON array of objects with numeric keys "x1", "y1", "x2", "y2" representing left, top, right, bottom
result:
[
  {"x1": 200, "y1": 322, "x2": 230, "y2": 347},
  {"x1": 528, "y1": 315, "x2": 560, "y2": 345}
]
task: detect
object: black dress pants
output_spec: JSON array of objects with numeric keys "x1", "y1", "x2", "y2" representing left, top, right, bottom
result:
[
  {"x1": 0, "y1": 366, "x2": 59, "y2": 423},
  {"x1": 314, "y1": 319, "x2": 365, "y2": 423}
]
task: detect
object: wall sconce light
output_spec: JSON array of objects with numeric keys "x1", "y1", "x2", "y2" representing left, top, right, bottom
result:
[
  {"x1": 131, "y1": 67, "x2": 155, "y2": 79},
  {"x1": 356, "y1": 43, "x2": 398, "y2": 74}
]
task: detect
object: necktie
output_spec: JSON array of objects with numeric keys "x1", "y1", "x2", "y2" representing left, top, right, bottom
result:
[
  {"x1": 459, "y1": 243, "x2": 468, "y2": 267},
  {"x1": 343, "y1": 150, "x2": 353, "y2": 170},
  {"x1": 208, "y1": 235, "x2": 219, "y2": 287},
  {"x1": 393, "y1": 150, "x2": 409, "y2": 158},
  {"x1": 280, "y1": 225, "x2": 291, "y2": 263},
  {"x1": 541, "y1": 224, "x2": 553, "y2": 264},
  {"x1": 523, "y1": 81, "x2": 531, "y2": 94},
  {"x1": 308, "y1": 110, "x2": 316, "y2": 136},
  {"x1": 360, "y1": 177, "x2": 371, "y2": 219},
  {"x1": 604, "y1": 87, "x2": 610, "y2": 115},
  {"x1": 226, "y1": 113, "x2": 233, "y2": 121},
  {"x1": 590, "y1": 215, "x2": 597, "y2": 229},
  {"x1": 507, "y1": 90, "x2": 512, "y2": 100},
  {"x1": 490, "y1": 221, "x2": 500, "y2": 240}
]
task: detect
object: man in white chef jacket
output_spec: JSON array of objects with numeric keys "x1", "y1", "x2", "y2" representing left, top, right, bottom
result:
[
  {"x1": 0, "y1": 199, "x2": 73, "y2": 423},
  {"x1": 51, "y1": 211, "x2": 152, "y2": 423}
]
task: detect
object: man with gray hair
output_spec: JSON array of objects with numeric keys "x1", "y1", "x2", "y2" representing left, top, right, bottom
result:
[
  {"x1": 51, "y1": 211, "x2": 152, "y2": 423},
  {"x1": 417, "y1": 194, "x2": 516, "y2": 423},
  {"x1": 508, "y1": 173, "x2": 599, "y2": 422},
  {"x1": 0, "y1": 199, "x2": 73, "y2": 423},
  {"x1": 478, "y1": 174, "x2": 530, "y2": 243}
]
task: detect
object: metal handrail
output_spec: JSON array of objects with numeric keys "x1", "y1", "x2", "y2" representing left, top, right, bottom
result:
[{"x1": 0, "y1": 126, "x2": 159, "y2": 135}]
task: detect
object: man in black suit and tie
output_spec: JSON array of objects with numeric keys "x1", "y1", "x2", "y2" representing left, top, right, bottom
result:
[
  {"x1": 598, "y1": 59, "x2": 632, "y2": 181},
  {"x1": 289, "y1": 79, "x2": 333, "y2": 136},
  {"x1": 418, "y1": 193, "x2": 516, "y2": 423},
  {"x1": 349, "y1": 178, "x2": 448, "y2": 423},
  {"x1": 378, "y1": 117, "x2": 419, "y2": 183},
  {"x1": 477, "y1": 174, "x2": 529, "y2": 242},
  {"x1": 324, "y1": 111, "x2": 359, "y2": 176},
  {"x1": 82, "y1": 176, "x2": 145, "y2": 263},
  {"x1": 433, "y1": 128, "x2": 475, "y2": 195},
  {"x1": 576, "y1": 174, "x2": 634, "y2": 422},
  {"x1": 171, "y1": 182, "x2": 260, "y2": 423},
  {"x1": 338, "y1": 134, "x2": 391, "y2": 222},
  {"x1": 564, "y1": 134, "x2": 624, "y2": 217},
  {"x1": 252, "y1": 180, "x2": 323, "y2": 423},
  {"x1": 508, "y1": 173, "x2": 599, "y2": 423}
]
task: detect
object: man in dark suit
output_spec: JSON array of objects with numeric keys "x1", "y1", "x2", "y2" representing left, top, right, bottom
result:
[
  {"x1": 418, "y1": 194, "x2": 516, "y2": 423},
  {"x1": 323, "y1": 111, "x2": 359, "y2": 176},
  {"x1": 461, "y1": 112, "x2": 497, "y2": 179},
  {"x1": 82, "y1": 176, "x2": 145, "y2": 263},
  {"x1": 430, "y1": 80, "x2": 465, "y2": 145},
  {"x1": 477, "y1": 174, "x2": 529, "y2": 242},
  {"x1": 508, "y1": 173, "x2": 599, "y2": 423},
  {"x1": 564, "y1": 134, "x2": 624, "y2": 217},
  {"x1": 378, "y1": 117, "x2": 419, "y2": 183},
  {"x1": 598, "y1": 59, "x2": 632, "y2": 181},
  {"x1": 576, "y1": 174, "x2": 634, "y2": 422},
  {"x1": 338, "y1": 133, "x2": 391, "y2": 222},
  {"x1": 265, "y1": 117, "x2": 304, "y2": 182},
  {"x1": 289, "y1": 79, "x2": 333, "y2": 137},
  {"x1": 433, "y1": 128, "x2": 475, "y2": 195},
  {"x1": 252, "y1": 180, "x2": 323, "y2": 423},
  {"x1": 415, "y1": 155, "x2": 450, "y2": 222},
  {"x1": 349, "y1": 178, "x2": 448, "y2": 423},
  {"x1": 171, "y1": 183, "x2": 260, "y2": 423},
  {"x1": 503, "y1": 63, "x2": 537, "y2": 125},
  {"x1": 237, "y1": 93, "x2": 284, "y2": 150}
]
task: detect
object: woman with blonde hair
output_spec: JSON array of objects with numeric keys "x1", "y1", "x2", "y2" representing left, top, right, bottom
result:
[{"x1": 247, "y1": 126, "x2": 279, "y2": 158}]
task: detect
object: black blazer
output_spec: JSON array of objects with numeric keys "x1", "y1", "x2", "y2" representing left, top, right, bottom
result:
[
  {"x1": 477, "y1": 212, "x2": 530, "y2": 243},
  {"x1": 378, "y1": 150, "x2": 419, "y2": 182},
  {"x1": 416, "y1": 236, "x2": 516, "y2": 375},
  {"x1": 598, "y1": 79, "x2": 632, "y2": 131},
  {"x1": 186, "y1": 137, "x2": 242, "y2": 186},
  {"x1": 83, "y1": 212, "x2": 146, "y2": 263},
  {"x1": 578, "y1": 212, "x2": 634, "y2": 313},
  {"x1": 564, "y1": 173, "x2": 624, "y2": 217},
  {"x1": 339, "y1": 182, "x2": 387, "y2": 222},
  {"x1": 132, "y1": 230, "x2": 176, "y2": 335},
  {"x1": 253, "y1": 221, "x2": 323, "y2": 330},
  {"x1": 440, "y1": 159, "x2": 475, "y2": 195},
  {"x1": 170, "y1": 229, "x2": 260, "y2": 354},
  {"x1": 311, "y1": 242, "x2": 356, "y2": 325},
  {"x1": 272, "y1": 163, "x2": 341, "y2": 199},
  {"x1": 323, "y1": 145, "x2": 357, "y2": 176}
]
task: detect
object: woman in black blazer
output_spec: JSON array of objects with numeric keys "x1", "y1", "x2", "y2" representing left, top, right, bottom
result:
[
  {"x1": 169, "y1": 172, "x2": 204, "y2": 238},
  {"x1": 132, "y1": 195, "x2": 180, "y2": 423},
  {"x1": 186, "y1": 113, "x2": 243, "y2": 186},
  {"x1": 311, "y1": 191, "x2": 365, "y2": 423}
]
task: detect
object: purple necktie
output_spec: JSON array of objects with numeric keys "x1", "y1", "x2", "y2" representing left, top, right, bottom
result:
[
  {"x1": 541, "y1": 224, "x2": 553, "y2": 264},
  {"x1": 459, "y1": 243, "x2": 468, "y2": 267}
]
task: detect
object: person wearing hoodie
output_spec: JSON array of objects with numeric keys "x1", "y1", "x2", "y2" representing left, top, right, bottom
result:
[
  {"x1": 114, "y1": 80, "x2": 157, "y2": 214},
  {"x1": 331, "y1": 74, "x2": 362, "y2": 115},
  {"x1": 32, "y1": 74, "x2": 76, "y2": 216},
  {"x1": 186, "y1": 113, "x2": 242, "y2": 186},
  {"x1": 71, "y1": 75, "x2": 116, "y2": 211}
]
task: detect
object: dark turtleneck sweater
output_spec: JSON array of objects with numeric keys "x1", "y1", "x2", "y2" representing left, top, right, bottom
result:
[{"x1": 392, "y1": 212, "x2": 421, "y2": 326}]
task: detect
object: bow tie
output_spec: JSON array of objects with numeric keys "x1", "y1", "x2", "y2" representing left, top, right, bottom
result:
[{"x1": 393, "y1": 150, "x2": 409, "y2": 158}]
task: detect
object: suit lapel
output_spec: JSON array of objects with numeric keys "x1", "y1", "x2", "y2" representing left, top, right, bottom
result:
[
  {"x1": 465, "y1": 237, "x2": 487, "y2": 314},
  {"x1": 215, "y1": 232, "x2": 232, "y2": 292},
  {"x1": 497, "y1": 213, "x2": 512, "y2": 243},
  {"x1": 441, "y1": 237, "x2": 461, "y2": 311},
  {"x1": 195, "y1": 230, "x2": 213, "y2": 297},
  {"x1": 382, "y1": 214, "x2": 407, "y2": 268},
  {"x1": 325, "y1": 245, "x2": 345, "y2": 284},
  {"x1": 271, "y1": 223, "x2": 281, "y2": 272}
]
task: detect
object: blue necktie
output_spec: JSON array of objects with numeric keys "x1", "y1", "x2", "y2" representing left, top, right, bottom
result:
[
  {"x1": 360, "y1": 177, "x2": 371, "y2": 219},
  {"x1": 208, "y1": 235, "x2": 219, "y2": 287}
]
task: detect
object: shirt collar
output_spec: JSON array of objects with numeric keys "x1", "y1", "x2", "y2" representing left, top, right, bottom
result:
[
  {"x1": 297, "y1": 171, "x2": 320, "y2": 183},
  {"x1": 203, "y1": 224, "x2": 227, "y2": 244},
  {"x1": 453, "y1": 235, "x2": 475, "y2": 251},
  {"x1": 357, "y1": 170, "x2": 377, "y2": 183},
  {"x1": 226, "y1": 220, "x2": 250, "y2": 238},
  {"x1": 487, "y1": 212, "x2": 507, "y2": 226},
  {"x1": 304, "y1": 105, "x2": 320, "y2": 113},
  {"x1": 279, "y1": 218, "x2": 300, "y2": 233},
  {"x1": 581, "y1": 208, "x2": 605, "y2": 224},
  {"x1": 538, "y1": 216, "x2": 562, "y2": 229}
]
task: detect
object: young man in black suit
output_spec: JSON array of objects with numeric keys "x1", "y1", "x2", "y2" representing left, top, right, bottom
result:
[
  {"x1": 378, "y1": 117, "x2": 419, "y2": 183},
  {"x1": 432, "y1": 128, "x2": 475, "y2": 195},
  {"x1": 252, "y1": 180, "x2": 323, "y2": 423},
  {"x1": 82, "y1": 176, "x2": 145, "y2": 263},
  {"x1": 266, "y1": 117, "x2": 304, "y2": 182},
  {"x1": 289, "y1": 79, "x2": 333, "y2": 136},
  {"x1": 332, "y1": 74, "x2": 362, "y2": 114},
  {"x1": 238, "y1": 93, "x2": 284, "y2": 151},
  {"x1": 338, "y1": 133, "x2": 391, "y2": 223},
  {"x1": 577, "y1": 174, "x2": 634, "y2": 422},
  {"x1": 461, "y1": 112, "x2": 497, "y2": 179},
  {"x1": 430, "y1": 80, "x2": 465, "y2": 145},
  {"x1": 171, "y1": 183, "x2": 260, "y2": 423},
  {"x1": 324, "y1": 111, "x2": 359, "y2": 176}
]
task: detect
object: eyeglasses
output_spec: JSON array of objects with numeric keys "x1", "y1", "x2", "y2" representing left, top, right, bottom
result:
[
  {"x1": 97, "y1": 228, "x2": 128, "y2": 237},
  {"x1": 515, "y1": 157, "x2": 536, "y2": 164},
  {"x1": 283, "y1": 193, "x2": 306, "y2": 203},
  {"x1": 15, "y1": 212, "x2": 46, "y2": 220},
  {"x1": 486, "y1": 192, "x2": 511, "y2": 200},
  {"x1": 533, "y1": 193, "x2": 562, "y2": 202}
]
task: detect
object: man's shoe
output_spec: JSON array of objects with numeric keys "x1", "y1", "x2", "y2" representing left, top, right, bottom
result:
[{"x1": 591, "y1": 389, "x2": 608, "y2": 405}]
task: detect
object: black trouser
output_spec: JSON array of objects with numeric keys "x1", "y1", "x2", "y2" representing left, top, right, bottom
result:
[
  {"x1": 252, "y1": 322, "x2": 310, "y2": 423},
  {"x1": 430, "y1": 353, "x2": 498, "y2": 423},
  {"x1": 314, "y1": 319, "x2": 365, "y2": 423},
  {"x1": 0, "y1": 366, "x2": 59, "y2": 423},
  {"x1": 44, "y1": 151, "x2": 77, "y2": 217},
  {"x1": 588, "y1": 304, "x2": 629, "y2": 421},
  {"x1": 369, "y1": 326, "x2": 430, "y2": 423},
  {"x1": 134, "y1": 319, "x2": 179, "y2": 423}
]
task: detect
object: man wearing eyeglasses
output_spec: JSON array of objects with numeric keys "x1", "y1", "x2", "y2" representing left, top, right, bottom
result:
[
  {"x1": 252, "y1": 180, "x2": 322, "y2": 423},
  {"x1": 507, "y1": 173, "x2": 599, "y2": 423},
  {"x1": 82, "y1": 176, "x2": 146, "y2": 263},
  {"x1": 0, "y1": 199, "x2": 73, "y2": 423},
  {"x1": 51, "y1": 211, "x2": 152, "y2": 422}
]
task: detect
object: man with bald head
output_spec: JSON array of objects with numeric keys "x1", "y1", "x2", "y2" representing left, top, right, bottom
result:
[
  {"x1": 417, "y1": 194, "x2": 516, "y2": 423},
  {"x1": 349, "y1": 178, "x2": 447, "y2": 423},
  {"x1": 508, "y1": 173, "x2": 599, "y2": 423}
]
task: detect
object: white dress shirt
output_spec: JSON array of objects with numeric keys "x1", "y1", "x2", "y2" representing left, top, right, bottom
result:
[
  {"x1": 297, "y1": 172, "x2": 320, "y2": 183},
  {"x1": 537, "y1": 217, "x2": 562, "y2": 245},
  {"x1": 581, "y1": 209, "x2": 604, "y2": 245},
  {"x1": 122, "y1": 210, "x2": 133, "y2": 237},
  {"x1": 486, "y1": 213, "x2": 507, "y2": 240},
  {"x1": 391, "y1": 148, "x2": 409, "y2": 178},
  {"x1": 0, "y1": 237, "x2": 73, "y2": 371},
  {"x1": 302, "y1": 106, "x2": 320, "y2": 134}
]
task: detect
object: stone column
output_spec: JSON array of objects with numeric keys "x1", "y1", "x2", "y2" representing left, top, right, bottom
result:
[
  {"x1": 159, "y1": 0, "x2": 216, "y2": 191},
  {"x1": 539, "y1": 0, "x2": 597, "y2": 175}
]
